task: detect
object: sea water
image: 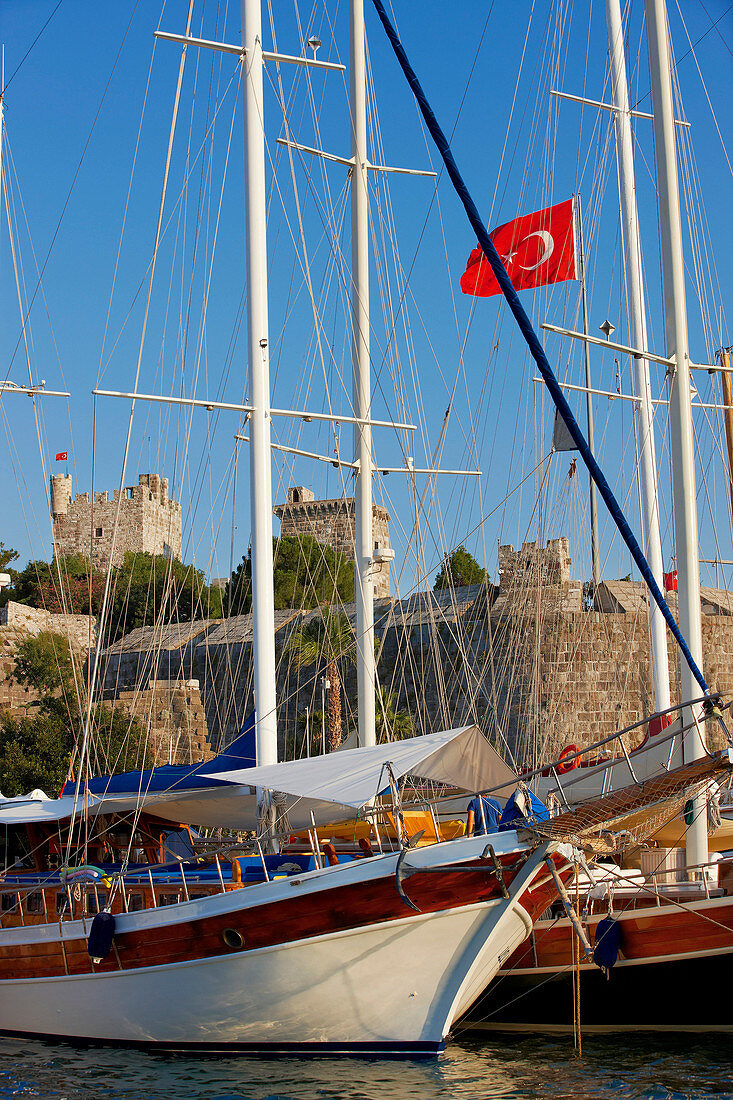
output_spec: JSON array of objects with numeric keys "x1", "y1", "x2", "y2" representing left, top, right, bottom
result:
[{"x1": 1, "y1": 1034, "x2": 731, "y2": 1100}]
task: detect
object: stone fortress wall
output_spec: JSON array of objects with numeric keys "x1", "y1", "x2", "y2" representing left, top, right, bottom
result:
[
  {"x1": 12, "y1": 467, "x2": 733, "y2": 768},
  {"x1": 0, "y1": 602, "x2": 97, "y2": 719},
  {"x1": 97, "y1": 536, "x2": 733, "y2": 760},
  {"x1": 50, "y1": 473, "x2": 182, "y2": 569}
]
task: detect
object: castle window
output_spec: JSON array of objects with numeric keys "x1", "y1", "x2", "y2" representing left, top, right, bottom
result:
[
  {"x1": 292, "y1": 490, "x2": 300, "y2": 502},
  {"x1": 95, "y1": 528, "x2": 103, "y2": 538},
  {"x1": 127, "y1": 488, "x2": 134, "y2": 499}
]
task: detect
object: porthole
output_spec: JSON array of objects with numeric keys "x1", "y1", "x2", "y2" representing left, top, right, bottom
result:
[{"x1": 222, "y1": 927, "x2": 244, "y2": 950}]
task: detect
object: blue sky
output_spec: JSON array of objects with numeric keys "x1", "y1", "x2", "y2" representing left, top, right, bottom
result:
[{"x1": 1, "y1": 0, "x2": 732, "y2": 596}]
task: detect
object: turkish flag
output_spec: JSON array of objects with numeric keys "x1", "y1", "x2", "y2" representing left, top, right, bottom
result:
[
  {"x1": 663, "y1": 570, "x2": 678, "y2": 592},
  {"x1": 460, "y1": 197, "x2": 577, "y2": 297},
  {"x1": 55, "y1": 451, "x2": 68, "y2": 461}
]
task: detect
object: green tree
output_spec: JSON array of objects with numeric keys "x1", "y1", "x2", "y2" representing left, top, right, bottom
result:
[
  {"x1": 375, "y1": 687, "x2": 415, "y2": 741},
  {"x1": 0, "y1": 543, "x2": 19, "y2": 608},
  {"x1": 10, "y1": 552, "x2": 223, "y2": 640},
  {"x1": 284, "y1": 612, "x2": 357, "y2": 750},
  {"x1": 12, "y1": 631, "x2": 75, "y2": 696},
  {"x1": 0, "y1": 706, "x2": 73, "y2": 797},
  {"x1": 433, "y1": 546, "x2": 488, "y2": 591},
  {"x1": 109, "y1": 552, "x2": 223, "y2": 639},
  {"x1": 227, "y1": 535, "x2": 355, "y2": 616},
  {"x1": 0, "y1": 542, "x2": 19, "y2": 572},
  {"x1": 1, "y1": 630, "x2": 152, "y2": 797},
  {"x1": 0, "y1": 701, "x2": 151, "y2": 798},
  {"x1": 9, "y1": 555, "x2": 92, "y2": 610}
]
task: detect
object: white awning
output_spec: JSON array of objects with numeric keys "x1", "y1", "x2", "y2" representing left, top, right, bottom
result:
[
  {"x1": 0, "y1": 786, "x2": 258, "y2": 830},
  {"x1": 203, "y1": 724, "x2": 517, "y2": 822},
  {"x1": 0, "y1": 726, "x2": 516, "y2": 832}
]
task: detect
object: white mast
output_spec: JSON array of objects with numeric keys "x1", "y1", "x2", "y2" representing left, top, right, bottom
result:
[
  {"x1": 644, "y1": 0, "x2": 707, "y2": 868},
  {"x1": 575, "y1": 201, "x2": 601, "y2": 589},
  {"x1": 241, "y1": 0, "x2": 278, "y2": 769},
  {"x1": 350, "y1": 0, "x2": 376, "y2": 748},
  {"x1": 606, "y1": 0, "x2": 671, "y2": 720}
]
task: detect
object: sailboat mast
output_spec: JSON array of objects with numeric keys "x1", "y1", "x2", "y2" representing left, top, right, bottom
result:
[
  {"x1": 351, "y1": 0, "x2": 377, "y2": 748},
  {"x1": 241, "y1": 0, "x2": 278, "y2": 768},
  {"x1": 644, "y1": 0, "x2": 707, "y2": 868},
  {"x1": 606, "y1": 0, "x2": 671, "y2": 719},
  {"x1": 575, "y1": 201, "x2": 601, "y2": 589}
]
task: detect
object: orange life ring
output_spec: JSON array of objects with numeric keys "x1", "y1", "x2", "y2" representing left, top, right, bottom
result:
[{"x1": 557, "y1": 744, "x2": 580, "y2": 774}]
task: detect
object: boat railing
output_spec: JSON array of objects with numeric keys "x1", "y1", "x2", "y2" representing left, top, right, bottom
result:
[{"x1": 454, "y1": 694, "x2": 732, "y2": 810}]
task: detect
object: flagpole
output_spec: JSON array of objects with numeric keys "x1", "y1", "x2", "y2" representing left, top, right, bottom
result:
[{"x1": 575, "y1": 198, "x2": 601, "y2": 590}]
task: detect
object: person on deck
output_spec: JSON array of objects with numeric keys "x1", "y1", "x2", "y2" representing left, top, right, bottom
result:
[{"x1": 466, "y1": 793, "x2": 502, "y2": 837}]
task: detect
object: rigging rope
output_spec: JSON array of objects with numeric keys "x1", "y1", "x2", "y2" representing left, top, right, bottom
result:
[{"x1": 369, "y1": 0, "x2": 709, "y2": 697}]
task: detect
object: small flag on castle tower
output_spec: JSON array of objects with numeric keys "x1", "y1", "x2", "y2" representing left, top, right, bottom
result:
[{"x1": 55, "y1": 451, "x2": 68, "y2": 462}]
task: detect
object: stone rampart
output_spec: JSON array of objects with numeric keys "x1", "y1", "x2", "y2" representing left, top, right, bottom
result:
[{"x1": 107, "y1": 680, "x2": 214, "y2": 765}]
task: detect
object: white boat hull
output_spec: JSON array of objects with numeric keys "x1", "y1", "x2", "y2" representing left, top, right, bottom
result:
[
  {"x1": 0, "y1": 897, "x2": 531, "y2": 1052},
  {"x1": 0, "y1": 836, "x2": 553, "y2": 1053}
]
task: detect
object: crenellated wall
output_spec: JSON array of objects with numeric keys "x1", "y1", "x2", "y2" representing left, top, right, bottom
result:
[{"x1": 51, "y1": 473, "x2": 182, "y2": 568}]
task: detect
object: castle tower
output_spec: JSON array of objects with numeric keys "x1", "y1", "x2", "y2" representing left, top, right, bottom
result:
[
  {"x1": 273, "y1": 486, "x2": 393, "y2": 598},
  {"x1": 50, "y1": 473, "x2": 182, "y2": 568},
  {"x1": 50, "y1": 474, "x2": 73, "y2": 517}
]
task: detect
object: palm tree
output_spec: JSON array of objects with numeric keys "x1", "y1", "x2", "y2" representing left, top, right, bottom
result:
[
  {"x1": 375, "y1": 687, "x2": 414, "y2": 741},
  {"x1": 284, "y1": 612, "x2": 356, "y2": 751}
]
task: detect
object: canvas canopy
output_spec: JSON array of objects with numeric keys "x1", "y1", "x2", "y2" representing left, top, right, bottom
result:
[
  {"x1": 0, "y1": 725, "x2": 516, "y2": 833},
  {"x1": 203, "y1": 724, "x2": 517, "y2": 824}
]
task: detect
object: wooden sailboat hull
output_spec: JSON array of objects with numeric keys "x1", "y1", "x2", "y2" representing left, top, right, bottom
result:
[
  {"x1": 468, "y1": 949, "x2": 733, "y2": 1033},
  {"x1": 467, "y1": 891, "x2": 733, "y2": 1032},
  {"x1": 0, "y1": 834, "x2": 562, "y2": 1053}
]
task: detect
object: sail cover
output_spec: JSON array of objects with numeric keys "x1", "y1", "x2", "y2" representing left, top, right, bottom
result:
[{"x1": 0, "y1": 725, "x2": 515, "y2": 831}]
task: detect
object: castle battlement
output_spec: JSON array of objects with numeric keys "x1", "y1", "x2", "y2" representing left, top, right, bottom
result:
[
  {"x1": 498, "y1": 537, "x2": 572, "y2": 591},
  {"x1": 51, "y1": 473, "x2": 182, "y2": 568}
]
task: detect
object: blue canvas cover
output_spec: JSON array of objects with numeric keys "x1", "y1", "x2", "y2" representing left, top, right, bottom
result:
[
  {"x1": 62, "y1": 713, "x2": 257, "y2": 797},
  {"x1": 498, "y1": 788, "x2": 550, "y2": 830}
]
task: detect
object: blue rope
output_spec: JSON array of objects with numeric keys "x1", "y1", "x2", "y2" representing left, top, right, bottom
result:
[{"x1": 370, "y1": 0, "x2": 708, "y2": 696}]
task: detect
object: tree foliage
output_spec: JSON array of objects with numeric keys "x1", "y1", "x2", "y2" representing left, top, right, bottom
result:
[
  {"x1": 0, "y1": 706, "x2": 73, "y2": 798},
  {"x1": 7, "y1": 551, "x2": 223, "y2": 640},
  {"x1": 227, "y1": 535, "x2": 355, "y2": 616},
  {"x1": 0, "y1": 542, "x2": 20, "y2": 608},
  {"x1": 284, "y1": 612, "x2": 357, "y2": 751},
  {"x1": 0, "y1": 542, "x2": 19, "y2": 572},
  {"x1": 0, "y1": 701, "x2": 151, "y2": 798},
  {"x1": 0, "y1": 630, "x2": 152, "y2": 797},
  {"x1": 433, "y1": 546, "x2": 488, "y2": 591},
  {"x1": 108, "y1": 552, "x2": 223, "y2": 638},
  {"x1": 12, "y1": 631, "x2": 76, "y2": 696},
  {"x1": 375, "y1": 688, "x2": 415, "y2": 741}
]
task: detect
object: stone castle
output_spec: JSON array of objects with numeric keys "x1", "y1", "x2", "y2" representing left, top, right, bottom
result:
[
  {"x1": 11, "y1": 470, "x2": 733, "y2": 769},
  {"x1": 50, "y1": 473, "x2": 182, "y2": 568},
  {"x1": 95, "y1": 534, "x2": 733, "y2": 761},
  {"x1": 273, "y1": 486, "x2": 393, "y2": 598}
]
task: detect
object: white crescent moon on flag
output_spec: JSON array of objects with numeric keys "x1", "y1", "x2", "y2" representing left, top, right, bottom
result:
[{"x1": 517, "y1": 230, "x2": 554, "y2": 271}]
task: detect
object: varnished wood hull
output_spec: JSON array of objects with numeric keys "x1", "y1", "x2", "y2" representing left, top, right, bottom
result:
[
  {"x1": 0, "y1": 833, "x2": 561, "y2": 1052},
  {"x1": 468, "y1": 892, "x2": 733, "y2": 1031}
]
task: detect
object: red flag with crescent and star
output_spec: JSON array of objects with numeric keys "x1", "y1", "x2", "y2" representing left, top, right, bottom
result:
[{"x1": 460, "y1": 197, "x2": 577, "y2": 297}]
